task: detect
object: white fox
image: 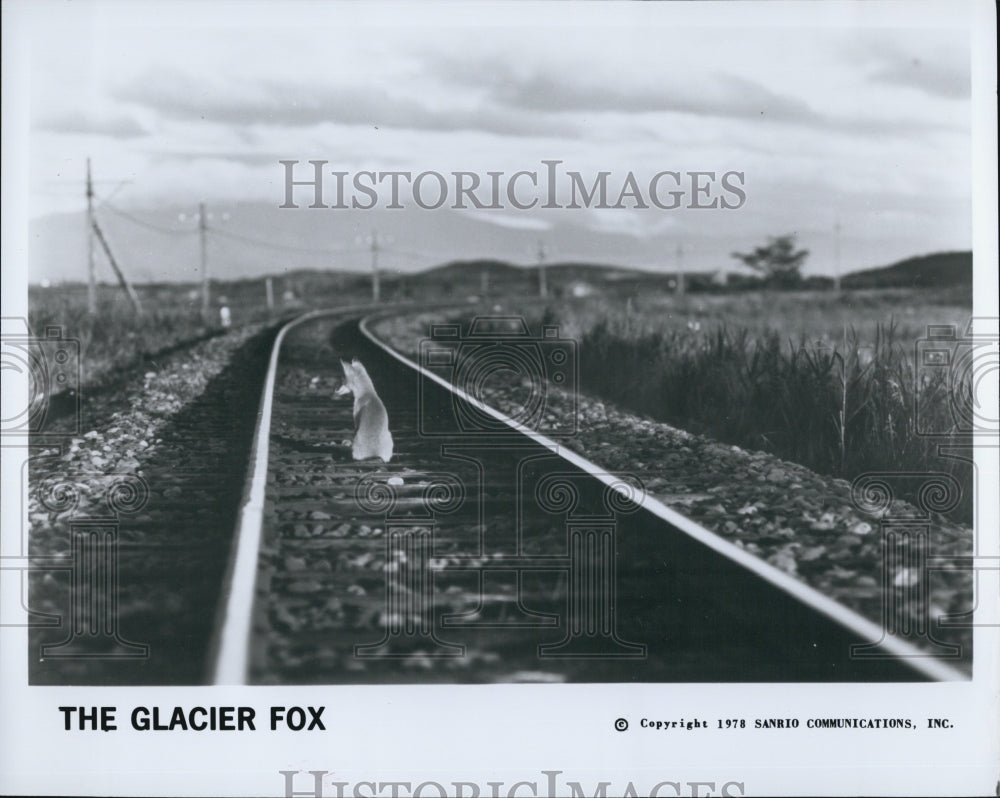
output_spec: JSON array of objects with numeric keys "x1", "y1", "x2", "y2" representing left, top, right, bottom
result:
[{"x1": 334, "y1": 358, "x2": 394, "y2": 462}]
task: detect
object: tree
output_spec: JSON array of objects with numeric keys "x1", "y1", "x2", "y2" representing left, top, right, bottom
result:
[{"x1": 731, "y1": 234, "x2": 809, "y2": 288}]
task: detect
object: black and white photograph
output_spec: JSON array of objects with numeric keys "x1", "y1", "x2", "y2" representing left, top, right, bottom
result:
[{"x1": 1, "y1": 1, "x2": 997, "y2": 795}]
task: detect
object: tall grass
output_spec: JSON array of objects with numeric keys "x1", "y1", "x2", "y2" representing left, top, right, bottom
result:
[
  {"x1": 28, "y1": 287, "x2": 216, "y2": 389},
  {"x1": 538, "y1": 296, "x2": 973, "y2": 523},
  {"x1": 27, "y1": 275, "x2": 381, "y2": 389}
]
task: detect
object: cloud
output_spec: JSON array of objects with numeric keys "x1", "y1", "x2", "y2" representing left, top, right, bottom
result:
[
  {"x1": 112, "y1": 68, "x2": 577, "y2": 138},
  {"x1": 455, "y1": 210, "x2": 552, "y2": 232},
  {"x1": 835, "y1": 30, "x2": 970, "y2": 100},
  {"x1": 141, "y1": 149, "x2": 290, "y2": 167},
  {"x1": 34, "y1": 110, "x2": 147, "y2": 138},
  {"x1": 432, "y1": 53, "x2": 820, "y2": 121},
  {"x1": 436, "y1": 54, "x2": 962, "y2": 138},
  {"x1": 868, "y1": 57, "x2": 970, "y2": 99},
  {"x1": 582, "y1": 207, "x2": 678, "y2": 239},
  {"x1": 485, "y1": 68, "x2": 819, "y2": 124},
  {"x1": 109, "y1": 48, "x2": 965, "y2": 153}
]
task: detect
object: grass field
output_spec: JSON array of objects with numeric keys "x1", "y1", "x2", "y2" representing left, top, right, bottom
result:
[
  {"x1": 28, "y1": 276, "x2": 977, "y2": 524},
  {"x1": 523, "y1": 286, "x2": 975, "y2": 522},
  {"x1": 26, "y1": 273, "x2": 374, "y2": 389},
  {"x1": 28, "y1": 285, "x2": 227, "y2": 389}
]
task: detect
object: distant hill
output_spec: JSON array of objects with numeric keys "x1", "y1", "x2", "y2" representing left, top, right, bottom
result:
[
  {"x1": 401, "y1": 258, "x2": 689, "y2": 299},
  {"x1": 841, "y1": 251, "x2": 972, "y2": 289},
  {"x1": 415, "y1": 259, "x2": 528, "y2": 291},
  {"x1": 401, "y1": 252, "x2": 976, "y2": 297},
  {"x1": 28, "y1": 201, "x2": 734, "y2": 286}
]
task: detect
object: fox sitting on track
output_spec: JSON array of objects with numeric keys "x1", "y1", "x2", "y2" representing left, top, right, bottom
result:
[{"x1": 334, "y1": 358, "x2": 394, "y2": 462}]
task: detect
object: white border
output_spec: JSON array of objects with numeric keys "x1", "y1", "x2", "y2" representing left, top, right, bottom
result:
[{"x1": 2, "y1": 1, "x2": 997, "y2": 796}]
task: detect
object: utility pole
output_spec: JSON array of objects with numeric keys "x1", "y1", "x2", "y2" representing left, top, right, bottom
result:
[
  {"x1": 370, "y1": 230, "x2": 380, "y2": 302},
  {"x1": 86, "y1": 158, "x2": 96, "y2": 314},
  {"x1": 833, "y1": 219, "x2": 842, "y2": 293},
  {"x1": 675, "y1": 242, "x2": 686, "y2": 297},
  {"x1": 90, "y1": 220, "x2": 143, "y2": 315},
  {"x1": 79, "y1": 159, "x2": 134, "y2": 313},
  {"x1": 265, "y1": 276, "x2": 274, "y2": 313},
  {"x1": 199, "y1": 202, "x2": 209, "y2": 320},
  {"x1": 537, "y1": 239, "x2": 547, "y2": 298}
]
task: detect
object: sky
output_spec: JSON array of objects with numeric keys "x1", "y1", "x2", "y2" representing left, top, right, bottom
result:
[{"x1": 9, "y1": 0, "x2": 978, "y2": 280}]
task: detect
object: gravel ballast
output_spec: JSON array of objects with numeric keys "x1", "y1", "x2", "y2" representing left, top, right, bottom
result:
[
  {"x1": 27, "y1": 321, "x2": 278, "y2": 684},
  {"x1": 370, "y1": 311, "x2": 974, "y2": 672}
]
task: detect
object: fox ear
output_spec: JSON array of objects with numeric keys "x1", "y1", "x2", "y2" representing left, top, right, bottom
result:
[
  {"x1": 351, "y1": 356, "x2": 361, "y2": 365},
  {"x1": 340, "y1": 359, "x2": 351, "y2": 374}
]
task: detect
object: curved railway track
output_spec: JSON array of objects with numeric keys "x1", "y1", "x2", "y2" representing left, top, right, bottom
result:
[{"x1": 210, "y1": 309, "x2": 966, "y2": 685}]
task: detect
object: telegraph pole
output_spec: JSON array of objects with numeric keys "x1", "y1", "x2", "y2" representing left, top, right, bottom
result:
[
  {"x1": 199, "y1": 202, "x2": 209, "y2": 319},
  {"x1": 537, "y1": 239, "x2": 547, "y2": 298},
  {"x1": 86, "y1": 159, "x2": 96, "y2": 314},
  {"x1": 370, "y1": 230, "x2": 380, "y2": 302},
  {"x1": 675, "y1": 242, "x2": 686, "y2": 297},
  {"x1": 833, "y1": 219, "x2": 842, "y2": 293},
  {"x1": 79, "y1": 159, "x2": 135, "y2": 313},
  {"x1": 90, "y1": 220, "x2": 143, "y2": 315}
]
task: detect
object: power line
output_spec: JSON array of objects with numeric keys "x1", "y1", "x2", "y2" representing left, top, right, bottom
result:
[
  {"x1": 200, "y1": 202, "x2": 209, "y2": 320},
  {"x1": 100, "y1": 202, "x2": 198, "y2": 237},
  {"x1": 87, "y1": 159, "x2": 96, "y2": 313},
  {"x1": 834, "y1": 218, "x2": 842, "y2": 293},
  {"x1": 90, "y1": 201, "x2": 391, "y2": 258},
  {"x1": 381, "y1": 246, "x2": 442, "y2": 260},
  {"x1": 206, "y1": 225, "x2": 369, "y2": 257},
  {"x1": 86, "y1": 190, "x2": 462, "y2": 264},
  {"x1": 370, "y1": 229, "x2": 380, "y2": 302},
  {"x1": 95, "y1": 179, "x2": 134, "y2": 206},
  {"x1": 537, "y1": 239, "x2": 547, "y2": 298}
]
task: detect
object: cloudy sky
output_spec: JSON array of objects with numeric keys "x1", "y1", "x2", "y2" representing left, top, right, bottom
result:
[{"x1": 10, "y1": 0, "x2": 978, "y2": 278}]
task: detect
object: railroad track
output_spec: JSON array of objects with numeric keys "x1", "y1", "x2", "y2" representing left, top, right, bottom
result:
[
  {"x1": 210, "y1": 309, "x2": 966, "y2": 685},
  {"x1": 27, "y1": 324, "x2": 280, "y2": 686}
]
